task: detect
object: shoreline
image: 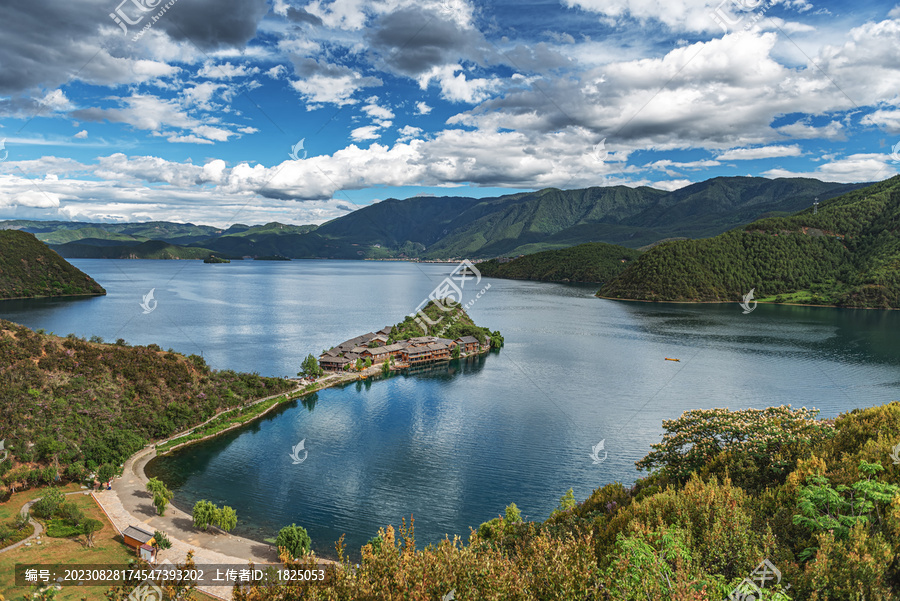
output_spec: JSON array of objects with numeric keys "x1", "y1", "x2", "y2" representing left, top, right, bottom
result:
[
  {"x1": 595, "y1": 295, "x2": 898, "y2": 310},
  {"x1": 0, "y1": 291, "x2": 106, "y2": 301}
]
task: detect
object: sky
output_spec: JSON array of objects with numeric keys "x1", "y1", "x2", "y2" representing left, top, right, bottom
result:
[{"x1": 0, "y1": 0, "x2": 899, "y2": 227}]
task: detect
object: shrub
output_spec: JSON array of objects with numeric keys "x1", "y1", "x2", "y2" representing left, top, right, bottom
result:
[
  {"x1": 31, "y1": 488, "x2": 64, "y2": 519},
  {"x1": 154, "y1": 530, "x2": 172, "y2": 550},
  {"x1": 275, "y1": 524, "x2": 312, "y2": 558}
]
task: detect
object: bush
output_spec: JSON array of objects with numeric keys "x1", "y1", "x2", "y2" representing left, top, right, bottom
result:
[
  {"x1": 275, "y1": 524, "x2": 312, "y2": 558},
  {"x1": 154, "y1": 530, "x2": 172, "y2": 550},
  {"x1": 46, "y1": 518, "x2": 83, "y2": 538},
  {"x1": 31, "y1": 488, "x2": 64, "y2": 519},
  {"x1": 57, "y1": 502, "x2": 84, "y2": 526}
]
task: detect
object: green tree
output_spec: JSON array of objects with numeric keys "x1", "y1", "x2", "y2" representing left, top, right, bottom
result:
[
  {"x1": 31, "y1": 488, "x2": 64, "y2": 519},
  {"x1": 215, "y1": 505, "x2": 238, "y2": 532},
  {"x1": 192, "y1": 500, "x2": 216, "y2": 531},
  {"x1": 81, "y1": 518, "x2": 102, "y2": 547},
  {"x1": 381, "y1": 359, "x2": 390, "y2": 376},
  {"x1": 97, "y1": 463, "x2": 117, "y2": 484},
  {"x1": 298, "y1": 354, "x2": 323, "y2": 379},
  {"x1": 147, "y1": 477, "x2": 174, "y2": 516},
  {"x1": 275, "y1": 523, "x2": 311, "y2": 558},
  {"x1": 551, "y1": 488, "x2": 577, "y2": 517}
]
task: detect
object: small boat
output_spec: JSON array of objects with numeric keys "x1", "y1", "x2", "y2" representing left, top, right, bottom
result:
[{"x1": 665, "y1": 357, "x2": 680, "y2": 362}]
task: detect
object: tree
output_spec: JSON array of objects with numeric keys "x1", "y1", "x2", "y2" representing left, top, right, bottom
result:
[
  {"x1": 215, "y1": 505, "x2": 238, "y2": 532},
  {"x1": 551, "y1": 488, "x2": 577, "y2": 517},
  {"x1": 298, "y1": 354, "x2": 323, "y2": 379},
  {"x1": 365, "y1": 358, "x2": 372, "y2": 368},
  {"x1": 81, "y1": 518, "x2": 102, "y2": 547},
  {"x1": 147, "y1": 477, "x2": 173, "y2": 516},
  {"x1": 31, "y1": 487, "x2": 64, "y2": 519},
  {"x1": 381, "y1": 359, "x2": 390, "y2": 376},
  {"x1": 452, "y1": 344, "x2": 460, "y2": 359},
  {"x1": 275, "y1": 523, "x2": 311, "y2": 558},
  {"x1": 97, "y1": 463, "x2": 117, "y2": 484},
  {"x1": 355, "y1": 358, "x2": 364, "y2": 371},
  {"x1": 192, "y1": 500, "x2": 216, "y2": 531}
]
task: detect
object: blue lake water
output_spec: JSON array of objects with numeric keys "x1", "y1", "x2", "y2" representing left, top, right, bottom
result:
[{"x1": 2, "y1": 259, "x2": 899, "y2": 557}]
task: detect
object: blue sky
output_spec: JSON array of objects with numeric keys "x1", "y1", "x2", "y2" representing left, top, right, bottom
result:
[{"x1": 0, "y1": 0, "x2": 898, "y2": 226}]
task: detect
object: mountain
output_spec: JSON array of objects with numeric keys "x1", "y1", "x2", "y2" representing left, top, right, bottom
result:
[
  {"x1": 477, "y1": 242, "x2": 642, "y2": 283},
  {"x1": 0, "y1": 177, "x2": 864, "y2": 260},
  {"x1": 598, "y1": 176, "x2": 900, "y2": 308},
  {"x1": 0, "y1": 230, "x2": 106, "y2": 299}
]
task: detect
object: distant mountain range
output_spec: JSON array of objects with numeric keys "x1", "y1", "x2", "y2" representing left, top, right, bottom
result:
[
  {"x1": 598, "y1": 176, "x2": 900, "y2": 309},
  {"x1": 0, "y1": 177, "x2": 864, "y2": 260},
  {"x1": 0, "y1": 230, "x2": 106, "y2": 299}
]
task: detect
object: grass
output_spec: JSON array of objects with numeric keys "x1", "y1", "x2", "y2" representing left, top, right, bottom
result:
[
  {"x1": 0, "y1": 486, "x2": 219, "y2": 601},
  {"x1": 755, "y1": 288, "x2": 843, "y2": 305}
]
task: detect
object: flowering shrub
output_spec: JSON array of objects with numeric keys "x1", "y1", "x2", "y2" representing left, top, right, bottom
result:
[{"x1": 636, "y1": 405, "x2": 832, "y2": 486}]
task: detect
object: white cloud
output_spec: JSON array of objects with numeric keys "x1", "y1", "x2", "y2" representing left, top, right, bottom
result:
[
  {"x1": 717, "y1": 145, "x2": 803, "y2": 160},
  {"x1": 415, "y1": 101, "x2": 432, "y2": 115},
  {"x1": 198, "y1": 62, "x2": 261, "y2": 79},
  {"x1": 74, "y1": 130, "x2": 88, "y2": 139},
  {"x1": 861, "y1": 110, "x2": 900, "y2": 134},
  {"x1": 418, "y1": 65, "x2": 502, "y2": 103},
  {"x1": 350, "y1": 125, "x2": 382, "y2": 141},
  {"x1": 763, "y1": 154, "x2": 899, "y2": 183},
  {"x1": 651, "y1": 179, "x2": 693, "y2": 191},
  {"x1": 290, "y1": 73, "x2": 379, "y2": 106}
]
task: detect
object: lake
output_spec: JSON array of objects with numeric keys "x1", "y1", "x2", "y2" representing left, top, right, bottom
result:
[{"x1": 2, "y1": 259, "x2": 899, "y2": 557}]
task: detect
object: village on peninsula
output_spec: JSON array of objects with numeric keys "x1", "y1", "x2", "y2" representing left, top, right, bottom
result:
[{"x1": 317, "y1": 299, "x2": 501, "y2": 373}]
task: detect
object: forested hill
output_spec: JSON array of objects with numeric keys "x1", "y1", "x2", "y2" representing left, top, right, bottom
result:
[
  {"x1": 477, "y1": 242, "x2": 641, "y2": 283},
  {"x1": 599, "y1": 176, "x2": 900, "y2": 308},
  {"x1": 0, "y1": 321, "x2": 295, "y2": 485},
  {"x1": 0, "y1": 230, "x2": 106, "y2": 299}
]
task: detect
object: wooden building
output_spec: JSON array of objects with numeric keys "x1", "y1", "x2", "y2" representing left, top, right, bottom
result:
[{"x1": 122, "y1": 525, "x2": 155, "y2": 556}]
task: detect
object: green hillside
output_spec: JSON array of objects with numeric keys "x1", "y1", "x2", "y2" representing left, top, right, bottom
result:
[
  {"x1": 0, "y1": 321, "x2": 295, "y2": 481},
  {"x1": 0, "y1": 177, "x2": 863, "y2": 261},
  {"x1": 0, "y1": 230, "x2": 106, "y2": 299},
  {"x1": 599, "y1": 176, "x2": 900, "y2": 308},
  {"x1": 477, "y1": 242, "x2": 641, "y2": 283},
  {"x1": 53, "y1": 240, "x2": 219, "y2": 260}
]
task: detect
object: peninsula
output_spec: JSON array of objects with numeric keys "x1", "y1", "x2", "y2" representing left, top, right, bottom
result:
[{"x1": 318, "y1": 299, "x2": 503, "y2": 372}]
